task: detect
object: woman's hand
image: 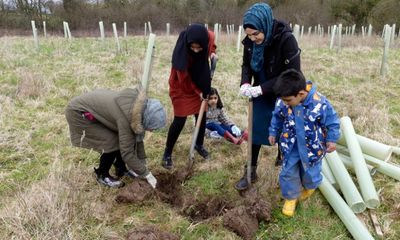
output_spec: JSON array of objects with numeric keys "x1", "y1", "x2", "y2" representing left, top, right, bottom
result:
[
  {"x1": 248, "y1": 86, "x2": 262, "y2": 98},
  {"x1": 200, "y1": 93, "x2": 208, "y2": 101},
  {"x1": 240, "y1": 83, "x2": 251, "y2": 97},
  {"x1": 145, "y1": 172, "x2": 157, "y2": 189},
  {"x1": 210, "y1": 52, "x2": 218, "y2": 61}
]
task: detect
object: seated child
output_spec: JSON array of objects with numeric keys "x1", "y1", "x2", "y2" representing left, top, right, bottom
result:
[
  {"x1": 206, "y1": 87, "x2": 248, "y2": 144},
  {"x1": 268, "y1": 69, "x2": 340, "y2": 217}
]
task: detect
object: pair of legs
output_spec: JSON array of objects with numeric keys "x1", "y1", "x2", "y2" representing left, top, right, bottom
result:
[
  {"x1": 280, "y1": 147, "x2": 322, "y2": 216},
  {"x1": 206, "y1": 122, "x2": 246, "y2": 144},
  {"x1": 162, "y1": 114, "x2": 208, "y2": 168},
  {"x1": 96, "y1": 150, "x2": 127, "y2": 177},
  {"x1": 206, "y1": 122, "x2": 235, "y2": 137}
]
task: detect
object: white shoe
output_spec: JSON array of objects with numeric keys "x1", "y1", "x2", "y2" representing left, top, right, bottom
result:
[
  {"x1": 210, "y1": 131, "x2": 222, "y2": 139},
  {"x1": 96, "y1": 174, "x2": 125, "y2": 188}
]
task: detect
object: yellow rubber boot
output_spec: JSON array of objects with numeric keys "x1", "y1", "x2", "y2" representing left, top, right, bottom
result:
[
  {"x1": 282, "y1": 199, "x2": 297, "y2": 217},
  {"x1": 299, "y1": 189, "x2": 315, "y2": 201}
]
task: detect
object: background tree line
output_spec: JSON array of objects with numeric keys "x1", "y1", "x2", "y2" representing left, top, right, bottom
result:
[{"x1": 0, "y1": 0, "x2": 399, "y2": 35}]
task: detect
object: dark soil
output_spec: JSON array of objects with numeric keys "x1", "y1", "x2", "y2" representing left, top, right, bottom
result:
[
  {"x1": 115, "y1": 180, "x2": 155, "y2": 204},
  {"x1": 116, "y1": 169, "x2": 272, "y2": 240},
  {"x1": 223, "y1": 187, "x2": 272, "y2": 240},
  {"x1": 180, "y1": 196, "x2": 234, "y2": 222},
  {"x1": 126, "y1": 225, "x2": 179, "y2": 240}
]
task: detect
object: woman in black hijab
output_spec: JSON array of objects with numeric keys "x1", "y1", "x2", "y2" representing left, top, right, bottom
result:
[{"x1": 162, "y1": 24, "x2": 217, "y2": 169}]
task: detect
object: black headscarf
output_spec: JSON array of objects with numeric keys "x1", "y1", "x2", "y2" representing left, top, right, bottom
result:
[{"x1": 172, "y1": 24, "x2": 211, "y2": 98}]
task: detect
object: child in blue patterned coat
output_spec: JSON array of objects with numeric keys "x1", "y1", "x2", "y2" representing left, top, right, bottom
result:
[{"x1": 268, "y1": 69, "x2": 340, "y2": 217}]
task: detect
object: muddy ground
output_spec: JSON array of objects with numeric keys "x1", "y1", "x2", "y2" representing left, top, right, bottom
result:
[{"x1": 116, "y1": 169, "x2": 271, "y2": 240}]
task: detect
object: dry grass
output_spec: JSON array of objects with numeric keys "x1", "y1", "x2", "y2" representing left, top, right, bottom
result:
[{"x1": 0, "y1": 33, "x2": 399, "y2": 239}]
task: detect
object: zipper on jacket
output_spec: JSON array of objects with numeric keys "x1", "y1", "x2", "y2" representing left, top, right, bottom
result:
[{"x1": 284, "y1": 49, "x2": 301, "y2": 65}]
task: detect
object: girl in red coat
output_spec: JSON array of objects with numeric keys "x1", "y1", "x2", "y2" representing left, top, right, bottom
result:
[{"x1": 162, "y1": 24, "x2": 217, "y2": 169}]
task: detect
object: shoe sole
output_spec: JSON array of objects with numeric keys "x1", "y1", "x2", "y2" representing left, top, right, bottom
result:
[
  {"x1": 97, "y1": 179, "x2": 125, "y2": 188},
  {"x1": 282, "y1": 210, "x2": 295, "y2": 217}
]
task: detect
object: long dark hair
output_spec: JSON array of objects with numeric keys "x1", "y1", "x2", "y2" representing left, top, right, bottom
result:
[{"x1": 209, "y1": 87, "x2": 224, "y2": 109}]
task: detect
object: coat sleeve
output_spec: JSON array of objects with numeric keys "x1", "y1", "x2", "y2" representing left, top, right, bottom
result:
[
  {"x1": 241, "y1": 39, "x2": 252, "y2": 86},
  {"x1": 116, "y1": 116, "x2": 149, "y2": 177},
  {"x1": 260, "y1": 33, "x2": 301, "y2": 94},
  {"x1": 269, "y1": 100, "x2": 284, "y2": 137},
  {"x1": 218, "y1": 108, "x2": 234, "y2": 126},
  {"x1": 207, "y1": 30, "x2": 217, "y2": 56},
  {"x1": 321, "y1": 100, "x2": 341, "y2": 143}
]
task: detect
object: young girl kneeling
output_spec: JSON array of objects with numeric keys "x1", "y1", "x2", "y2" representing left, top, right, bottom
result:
[{"x1": 206, "y1": 87, "x2": 247, "y2": 144}]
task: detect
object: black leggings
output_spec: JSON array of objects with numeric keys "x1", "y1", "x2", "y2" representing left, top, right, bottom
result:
[
  {"x1": 98, "y1": 151, "x2": 117, "y2": 175},
  {"x1": 98, "y1": 150, "x2": 126, "y2": 175},
  {"x1": 164, "y1": 114, "x2": 206, "y2": 155},
  {"x1": 251, "y1": 144, "x2": 261, "y2": 167}
]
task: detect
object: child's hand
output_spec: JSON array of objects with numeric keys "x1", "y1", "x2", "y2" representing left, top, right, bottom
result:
[
  {"x1": 231, "y1": 125, "x2": 241, "y2": 136},
  {"x1": 326, "y1": 142, "x2": 336, "y2": 153},
  {"x1": 268, "y1": 136, "x2": 276, "y2": 145}
]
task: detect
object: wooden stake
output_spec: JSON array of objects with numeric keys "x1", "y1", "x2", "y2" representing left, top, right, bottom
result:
[{"x1": 369, "y1": 210, "x2": 384, "y2": 237}]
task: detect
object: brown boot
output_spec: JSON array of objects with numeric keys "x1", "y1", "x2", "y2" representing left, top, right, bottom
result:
[{"x1": 224, "y1": 131, "x2": 242, "y2": 145}]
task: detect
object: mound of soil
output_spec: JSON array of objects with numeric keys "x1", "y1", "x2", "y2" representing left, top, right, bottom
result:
[
  {"x1": 223, "y1": 188, "x2": 271, "y2": 240},
  {"x1": 223, "y1": 206, "x2": 258, "y2": 240},
  {"x1": 115, "y1": 169, "x2": 191, "y2": 204},
  {"x1": 126, "y1": 225, "x2": 179, "y2": 240},
  {"x1": 180, "y1": 196, "x2": 234, "y2": 222},
  {"x1": 115, "y1": 180, "x2": 155, "y2": 204},
  {"x1": 116, "y1": 170, "x2": 271, "y2": 240}
]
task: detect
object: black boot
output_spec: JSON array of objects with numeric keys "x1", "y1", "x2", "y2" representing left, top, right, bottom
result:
[
  {"x1": 194, "y1": 145, "x2": 210, "y2": 160},
  {"x1": 161, "y1": 151, "x2": 173, "y2": 170},
  {"x1": 234, "y1": 165, "x2": 258, "y2": 191}
]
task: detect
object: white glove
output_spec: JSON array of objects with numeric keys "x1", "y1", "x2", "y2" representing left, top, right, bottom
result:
[
  {"x1": 126, "y1": 169, "x2": 139, "y2": 178},
  {"x1": 248, "y1": 86, "x2": 262, "y2": 98},
  {"x1": 239, "y1": 83, "x2": 251, "y2": 97},
  {"x1": 145, "y1": 172, "x2": 157, "y2": 189},
  {"x1": 231, "y1": 125, "x2": 241, "y2": 137}
]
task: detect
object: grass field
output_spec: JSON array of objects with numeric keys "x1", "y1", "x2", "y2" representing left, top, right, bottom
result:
[{"x1": 0, "y1": 33, "x2": 399, "y2": 239}]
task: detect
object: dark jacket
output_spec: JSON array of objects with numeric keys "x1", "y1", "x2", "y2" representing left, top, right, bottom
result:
[
  {"x1": 241, "y1": 19, "x2": 301, "y2": 101},
  {"x1": 65, "y1": 87, "x2": 149, "y2": 176}
]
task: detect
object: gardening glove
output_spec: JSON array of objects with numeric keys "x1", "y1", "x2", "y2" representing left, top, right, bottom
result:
[
  {"x1": 239, "y1": 83, "x2": 251, "y2": 97},
  {"x1": 145, "y1": 172, "x2": 157, "y2": 189},
  {"x1": 231, "y1": 125, "x2": 241, "y2": 137},
  {"x1": 248, "y1": 86, "x2": 262, "y2": 98}
]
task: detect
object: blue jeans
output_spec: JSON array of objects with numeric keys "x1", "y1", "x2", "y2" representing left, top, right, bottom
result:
[{"x1": 206, "y1": 122, "x2": 233, "y2": 137}]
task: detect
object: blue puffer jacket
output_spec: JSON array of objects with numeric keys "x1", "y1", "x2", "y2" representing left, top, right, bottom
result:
[{"x1": 269, "y1": 81, "x2": 340, "y2": 166}]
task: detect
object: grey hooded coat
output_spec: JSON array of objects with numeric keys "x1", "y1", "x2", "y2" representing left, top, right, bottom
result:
[{"x1": 65, "y1": 87, "x2": 150, "y2": 176}]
